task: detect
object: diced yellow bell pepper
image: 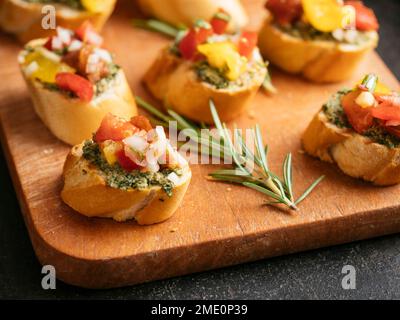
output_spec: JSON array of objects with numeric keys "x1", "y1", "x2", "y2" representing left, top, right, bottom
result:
[
  {"x1": 302, "y1": 0, "x2": 350, "y2": 32},
  {"x1": 197, "y1": 42, "x2": 247, "y2": 81},
  {"x1": 24, "y1": 50, "x2": 75, "y2": 83},
  {"x1": 102, "y1": 141, "x2": 122, "y2": 165},
  {"x1": 81, "y1": 0, "x2": 114, "y2": 13}
]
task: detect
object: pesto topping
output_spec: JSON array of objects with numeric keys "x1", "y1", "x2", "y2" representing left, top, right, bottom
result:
[
  {"x1": 194, "y1": 60, "x2": 265, "y2": 90},
  {"x1": 322, "y1": 89, "x2": 352, "y2": 128},
  {"x1": 82, "y1": 140, "x2": 180, "y2": 196},
  {"x1": 24, "y1": 0, "x2": 83, "y2": 10},
  {"x1": 277, "y1": 21, "x2": 373, "y2": 45},
  {"x1": 323, "y1": 90, "x2": 400, "y2": 148},
  {"x1": 94, "y1": 63, "x2": 120, "y2": 96},
  {"x1": 195, "y1": 61, "x2": 229, "y2": 89}
]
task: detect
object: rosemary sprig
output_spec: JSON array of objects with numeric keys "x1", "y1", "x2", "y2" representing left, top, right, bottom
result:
[
  {"x1": 136, "y1": 96, "x2": 324, "y2": 210},
  {"x1": 132, "y1": 19, "x2": 181, "y2": 38}
]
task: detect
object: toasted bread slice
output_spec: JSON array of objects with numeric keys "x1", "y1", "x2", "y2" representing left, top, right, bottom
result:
[
  {"x1": 258, "y1": 19, "x2": 378, "y2": 83},
  {"x1": 0, "y1": 0, "x2": 116, "y2": 43},
  {"x1": 19, "y1": 39, "x2": 137, "y2": 146},
  {"x1": 144, "y1": 48, "x2": 266, "y2": 124},
  {"x1": 61, "y1": 143, "x2": 192, "y2": 224},
  {"x1": 302, "y1": 110, "x2": 400, "y2": 185},
  {"x1": 137, "y1": 0, "x2": 248, "y2": 32}
]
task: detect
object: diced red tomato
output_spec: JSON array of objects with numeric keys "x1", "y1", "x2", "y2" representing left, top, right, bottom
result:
[
  {"x1": 94, "y1": 114, "x2": 138, "y2": 143},
  {"x1": 265, "y1": 0, "x2": 303, "y2": 25},
  {"x1": 179, "y1": 22, "x2": 213, "y2": 60},
  {"x1": 55, "y1": 72, "x2": 94, "y2": 102},
  {"x1": 345, "y1": 1, "x2": 379, "y2": 31},
  {"x1": 75, "y1": 21, "x2": 103, "y2": 46},
  {"x1": 116, "y1": 149, "x2": 141, "y2": 171},
  {"x1": 210, "y1": 9, "x2": 231, "y2": 34},
  {"x1": 44, "y1": 37, "x2": 53, "y2": 51},
  {"x1": 342, "y1": 90, "x2": 374, "y2": 133},
  {"x1": 371, "y1": 106, "x2": 400, "y2": 122},
  {"x1": 130, "y1": 115, "x2": 153, "y2": 132},
  {"x1": 375, "y1": 94, "x2": 400, "y2": 107},
  {"x1": 238, "y1": 31, "x2": 258, "y2": 57}
]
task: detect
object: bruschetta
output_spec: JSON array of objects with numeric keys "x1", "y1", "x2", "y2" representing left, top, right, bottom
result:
[
  {"x1": 61, "y1": 113, "x2": 191, "y2": 224},
  {"x1": 259, "y1": 0, "x2": 379, "y2": 83},
  {"x1": 0, "y1": 0, "x2": 116, "y2": 43},
  {"x1": 302, "y1": 74, "x2": 400, "y2": 185},
  {"x1": 137, "y1": 0, "x2": 248, "y2": 32},
  {"x1": 144, "y1": 11, "x2": 268, "y2": 124},
  {"x1": 18, "y1": 22, "x2": 137, "y2": 146}
]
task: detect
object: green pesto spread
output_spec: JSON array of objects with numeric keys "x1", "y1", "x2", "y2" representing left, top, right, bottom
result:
[
  {"x1": 24, "y1": 0, "x2": 83, "y2": 10},
  {"x1": 323, "y1": 90, "x2": 400, "y2": 148},
  {"x1": 82, "y1": 140, "x2": 181, "y2": 196},
  {"x1": 277, "y1": 22, "x2": 373, "y2": 45}
]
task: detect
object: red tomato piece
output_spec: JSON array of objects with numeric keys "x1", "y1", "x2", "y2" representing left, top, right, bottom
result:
[
  {"x1": 371, "y1": 106, "x2": 400, "y2": 122},
  {"x1": 210, "y1": 9, "x2": 231, "y2": 34},
  {"x1": 94, "y1": 114, "x2": 138, "y2": 142},
  {"x1": 130, "y1": 115, "x2": 153, "y2": 132},
  {"x1": 345, "y1": 1, "x2": 379, "y2": 31},
  {"x1": 265, "y1": 0, "x2": 303, "y2": 25},
  {"x1": 238, "y1": 31, "x2": 258, "y2": 57},
  {"x1": 55, "y1": 72, "x2": 94, "y2": 102},
  {"x1": 75, "y1": 21, "x2": 103, "y2": 46},
  {"x1": 116, "y1": 149, "x2": 141, "y2": 171},
  {"x1": 179, "y1": 22, "x2": 213, "y2": 60},
  {"x1": 342, "y1": 90, "x2": 374, "y2": 133},
  {"x1": 385, "y1": 126, "x2": 400, "y2": 138}
]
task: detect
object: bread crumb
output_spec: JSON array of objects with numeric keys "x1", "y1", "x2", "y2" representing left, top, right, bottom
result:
[
  {"x1": 170, "y1": 228, "x2": 178, "y2": 233},
  {"x1": 298, "y1": 149, "x2": 305, "y2": 154},
  {"x1": 226, "y1": 187, "x2": 232, "y2": 192},
  {"x1": 43, "y1": 148, "x2": 54, "y2": 155}
]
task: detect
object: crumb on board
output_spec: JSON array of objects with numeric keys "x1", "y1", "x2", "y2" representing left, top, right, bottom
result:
[
  {"x1": 226, "y1": 187, "x2": 232, "y2": 192},
  {"x1": 248, "y1": 110, "x2": 255, "y2": 119},
  {"x1": 298, "y1": 149, "x2": 305, "y2": 154},
  {"x1": 170, "y1": 228, "x2": 178, "y2": 233}
]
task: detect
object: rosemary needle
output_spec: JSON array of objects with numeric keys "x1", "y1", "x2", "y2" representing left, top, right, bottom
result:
[{"x1": 136, "y1": 96, "x2": 324, "y2": 210}]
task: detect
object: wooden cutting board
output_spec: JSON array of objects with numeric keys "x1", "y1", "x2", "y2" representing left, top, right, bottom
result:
[{"x1": 0, "y1": 0, "x2": 399, "y2": 289}]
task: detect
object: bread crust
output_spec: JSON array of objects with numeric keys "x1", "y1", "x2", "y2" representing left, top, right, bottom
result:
[
  {"x1": 61, "y1": 144, "x2": 192, "y2": 225},
  {"x1": 258, "y1": 19, "x2": 379, "y2": 83},
  {"x1": 302, "y1": 111, "x2": 400, "y2": 185},
  {"x1": 0, "y1": 0, "x2": 116, "y2": 43},
  {"x1": 137, "y1": 0, "x2": 248, "y2": 32},
  {"x1": 19, "y1": 40, "x2": 137, "y2": 146},
  {"x1": 144, "y1": 48, "x2": 266, "y2": 123}
]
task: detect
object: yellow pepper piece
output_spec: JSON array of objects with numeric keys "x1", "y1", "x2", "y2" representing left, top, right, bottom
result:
[
  {"x1": 102, "y1": 141, "x2": 122, "y2": 165},
  {"x1": 81, "y1": 0, "x2": 114, "y2": 13},
  {"x1": 24, "y1": 50, "x2": 75, "y2": 83},
  {"x1": 302, "y1": 0, "x2": 349, "y2": 32},
  {"x1": 197, "y1": 42, "x2": 247, "y2": 81}
]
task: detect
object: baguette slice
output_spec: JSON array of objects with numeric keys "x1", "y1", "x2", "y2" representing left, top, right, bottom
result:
[
  {"x1": 19, "y1": 39, "x2": 138, "y2": 146},
  {"x1": 144, "y1": 48, "x2": 266, "y2": 124},
  {"x1": 137, "y1": 0, "x2": 248, "y2": 32},
  {"x1": 302, "y1": 110, "x2": 400, "y2": 185},
  {"x1": 0, "y1": 0, "x2": 116, "y2": 43},
  {"x1": 258, "y1": 18, "x2": 378, "y2": 83},
  {"x1": 61, "y1": 143, "x2": 192, "y2": 225}
]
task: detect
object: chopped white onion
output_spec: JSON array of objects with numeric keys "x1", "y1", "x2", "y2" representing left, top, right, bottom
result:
[
  {"x1": 94, "y1": 48, "x2": 113, "y2": 63},
  {"x1": 37, "y1": 47, "x2": 61, "y2": 63},
  {"x1": 167, "y1": 172, "x2": 181, "y2": 185},
  {"x1": 332, "y1": 29, "x2": 344, "y2": 41},
  {"x1": 344, "y1": 29, "x2": 358, "y2": 43},
  {"x1": 68, "y1": 39, "x2": 83, "y2": 52},
  {"x1": 56, "y1": 27, "x2": 72, "y2": 45},
  {"x1": 123, "y1": 135, "x2": 148, "y2": 152},
  {"x1": 356, "y1": 91, "x2": 376, "y2": 108},
  {"x1": 24, "y1": 61, "x2": 39, "y2": 76}
]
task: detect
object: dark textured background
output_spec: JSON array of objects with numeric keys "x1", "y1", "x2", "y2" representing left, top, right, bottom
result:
[{"x1": 0, "y1": 0, "x2": 399, "y2": 300}]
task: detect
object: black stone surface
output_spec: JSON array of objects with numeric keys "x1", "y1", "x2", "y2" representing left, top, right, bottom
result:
[{"x1": 0, "y1": 0, "x2": 399, "y2": 300}]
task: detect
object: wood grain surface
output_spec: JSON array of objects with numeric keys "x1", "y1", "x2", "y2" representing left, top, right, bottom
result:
[{"x1": 0, "y1": 0, "x2": 399, "y2": 289}]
